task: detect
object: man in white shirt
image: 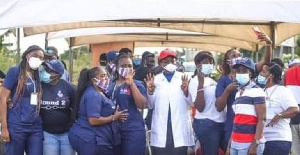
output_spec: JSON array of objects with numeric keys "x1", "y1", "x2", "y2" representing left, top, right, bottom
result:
[{"x1": 145, "y1": 49, "x2": 194, "y2": 155}]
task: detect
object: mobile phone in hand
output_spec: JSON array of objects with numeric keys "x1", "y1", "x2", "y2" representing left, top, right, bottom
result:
[{"x1": 252, "y1": 26, "x2": 262, "y2": 36}]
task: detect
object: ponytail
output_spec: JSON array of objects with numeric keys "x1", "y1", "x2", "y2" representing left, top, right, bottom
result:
[{"x1": 74, "y1": 67, "x2": 102, "y2": 119}]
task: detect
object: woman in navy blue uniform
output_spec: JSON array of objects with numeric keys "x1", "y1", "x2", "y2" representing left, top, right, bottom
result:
[
  {"x1": 0, "y1": 45, "x2": 44, "y2": 155},
  {"x1": 68, "y1": 67, "x2": 128, "y2": 155},
  {"x1": 107, "y1": 54, "x2": 148, "y2": 155}
]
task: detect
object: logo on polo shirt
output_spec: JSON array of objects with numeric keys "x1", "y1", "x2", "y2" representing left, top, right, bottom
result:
[
  {"x1": 120, "y1": 88, "x2": 131, "y2": 95},
  {"x1": 57, "y1": 91, "x2": 63, "y2": 97}
]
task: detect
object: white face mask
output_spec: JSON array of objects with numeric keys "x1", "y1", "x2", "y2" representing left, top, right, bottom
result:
[
  {"x1": 164, "y1": 64, "x2": 177, "y2": 73},
  {"x1": 201, "y1": 64, "x2": 213, "y2": 75},
  {"x1": 28, "y1": 57, "x2": 42, "y2": 70}
]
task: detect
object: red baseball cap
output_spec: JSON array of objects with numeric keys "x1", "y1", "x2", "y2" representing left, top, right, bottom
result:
[{"x1": 158, "y1": 49, "x2": 177, "y2": 61}]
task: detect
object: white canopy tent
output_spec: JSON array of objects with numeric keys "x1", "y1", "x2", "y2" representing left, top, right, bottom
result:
[
  {"x1": 2, "y1": 0, "x2": 300, "y2": 79},
  {"x1": 46, "y1": 27, "x2": 259, "y2": 52},
  {"x1": 1, "y1": 0, "x2": 300, "y2": 47},
  {"x1": 1, "y1": 1, "x2": 300, "y2": 30}
]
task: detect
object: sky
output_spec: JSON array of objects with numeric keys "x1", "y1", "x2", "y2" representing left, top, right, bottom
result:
[
  {"x1": 3, "y1": 29, "x2": 69, "y2": 55},
  {"x1": 2, "y1": 29, "x2": 185, "y2": 57}
]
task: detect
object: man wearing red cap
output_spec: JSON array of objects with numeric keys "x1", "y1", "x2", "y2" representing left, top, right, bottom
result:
[{"x1": 145, "y1": 49, "x2": 194, "y2": 155}]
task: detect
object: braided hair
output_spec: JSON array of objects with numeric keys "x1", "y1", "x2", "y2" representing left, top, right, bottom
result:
[
  {"x1": 15, "y1": 45, "x2": 43, "y2": 113},
  {"x1": 266, "y1": 62, "x2": 282, "y2": 85}
]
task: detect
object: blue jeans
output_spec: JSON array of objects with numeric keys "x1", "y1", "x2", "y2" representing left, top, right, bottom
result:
[
  {"x1": 43, "y1": 131, "x2": 75, "y2": 155},
  {"x1": 230, "y1": 143, "x2": 264, "y2": 155},
  {"x1": 193, "y1": 118, "x2": 224, "y2": 155},
  {"x1": 263, "y1": 141, "x2": 291, "y2": 155}
]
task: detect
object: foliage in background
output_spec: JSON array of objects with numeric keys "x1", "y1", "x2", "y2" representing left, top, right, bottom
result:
[
  {"x1": 0, "y1": 32, "x2": 17, "y2": 73},
  {"x1": 59, "y1": 46, "x2": 90, "y2": 84},
  {"x1": 295, "y1": 35, "x2": 300, "y2": 57}
]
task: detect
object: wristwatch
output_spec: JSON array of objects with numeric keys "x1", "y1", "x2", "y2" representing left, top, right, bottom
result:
[
  {"x1": 277, "y1": 113, "x2": 283, "y2": 119},
  {"x1": 254, "y1": 139, "x2": 259, "y2": 145}
]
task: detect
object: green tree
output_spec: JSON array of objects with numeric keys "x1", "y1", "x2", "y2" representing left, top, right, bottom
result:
[
  {"x1": 59, "y1": 46, "x2": 90, "y2": 84},
  {"x1": 295, "y1": 35, "x2": 300, "y2": 57},
  {"x1": 0, "y1": 31, "x2": 17, "y2": 73}
]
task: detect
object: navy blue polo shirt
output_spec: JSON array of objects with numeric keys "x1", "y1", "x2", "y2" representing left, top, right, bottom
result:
[
  {"x1": 41, "y1": 79, "x2": 76, "y2": 134},
  {"x1": 107, "y1": 80, "x2": 147, "y2": 131},
  {"x1": 70, "y1": 85, "x2": 120, "y2": 147},
  {"x1": 3, "y1": 66, "x2": 42, "y2": 128},
  {"x1": 215, "y1": 75, "x2": 238, "y2": 132}
]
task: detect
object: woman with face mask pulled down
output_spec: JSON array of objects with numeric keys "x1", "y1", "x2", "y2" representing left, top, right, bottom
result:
[
  {"x1": 188, "y1": 51, "x2": 226, "y2": 155},
  {"x1": 145, "y1": 49, "x2": 194, "y2": 155},
  {"x1": 227, "y1": 57, "x2": 266, "y2": 155},
  {"x1": 68, "y1": 67, "x2": 128, "y2": 155},
  {"x1": 39, "y1": 59, "x2": 76, "y2": 155},
  {"x1": 0, "y1": 45, "x2": 44, "y2": 155},
  {"x1": 106, "y1": 54, "x2": 148, "y2": 155},
  {"x1": 257, "y1": 62, "x2": 299, "y2": 155}
]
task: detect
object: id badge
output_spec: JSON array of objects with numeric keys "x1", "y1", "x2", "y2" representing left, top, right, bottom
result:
[{"x1": 30, "y1": 93, "x2": 38, "y2": 106}]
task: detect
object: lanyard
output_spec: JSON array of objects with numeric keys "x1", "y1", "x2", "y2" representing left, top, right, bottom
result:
[
  {"x1": 111, "y1": 84, "x2": 117, "y2": 101},
  {"x1": 265, "y1": 85, "x2": 278, "y2": 101},
  {"x1": 26, "y1": 72, "x2": 36, "y2": 93}
]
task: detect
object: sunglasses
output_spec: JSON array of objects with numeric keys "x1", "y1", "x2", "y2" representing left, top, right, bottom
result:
[{"x1": 45, "y1": 49, "x2": 56, "y2": 55}]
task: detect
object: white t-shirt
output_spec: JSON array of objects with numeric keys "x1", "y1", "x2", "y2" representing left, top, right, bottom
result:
[
  {"x1": 188, "y1": 76, "x2": 226, "y2": 123},
  {"x1": 263, "y1": 85, "x2": 298, "y2": 142}
]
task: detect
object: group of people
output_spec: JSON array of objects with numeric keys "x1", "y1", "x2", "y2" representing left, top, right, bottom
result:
[{"x1": 0, "y1": 32, "x2": 299, "y2": 155}]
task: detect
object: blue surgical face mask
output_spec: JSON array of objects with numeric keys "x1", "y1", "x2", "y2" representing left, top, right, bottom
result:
[
  {"x1": 236, "y1": 73, "x2": 250, "y2": 86},
  {"x1": 201, "y1": 64, "x2": 213, "y2": 75},
  {"x1": 257, "y1": 74, "x2": 267, "y2": 85},
  {"x1": 39, "y1": 70, "x2": 52, "y2": 83}
]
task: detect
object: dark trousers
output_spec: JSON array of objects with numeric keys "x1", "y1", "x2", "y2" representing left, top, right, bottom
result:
[
  {"x1": 193, "y1": 118, "x2": 224, "y2": 155},
  {"x1": 263, "y1": 141, "x2": 292, "y2": 155},
  {"x1": 224, "y1": 130, "x2": 232, "y2": 151},
  {"x1": 120, "y1": 130, "x2": 146, "y2": 155},
  {"x1": 68, "y1": 131, "x2": 117, "y2": 155},
  {"x1": 151, "y1": 119, "x2": 188, "y2": 155},
  {"x1": 5, "y1": 130, "x2": 43, "y2": 155}
]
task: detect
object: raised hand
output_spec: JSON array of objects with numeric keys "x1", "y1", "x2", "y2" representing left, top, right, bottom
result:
[
  {"x1": 181, "y1": 74, "x2": 189, "y2": 97},
  {"x1": 124, "y1": 69, "x2": 135, "y2": 87},
  {"x1": 257, "y1": 32, "x2": 272, "y2": 44},
  {"x1": 197, "y1": 65, "x2": 205, "y2": 86},
  {"x1": 113, "y1": 106, "x2": 129, "y2": 122},
  {"x1": 144, "y1": 73, "x2": 155, "y2": 95}
]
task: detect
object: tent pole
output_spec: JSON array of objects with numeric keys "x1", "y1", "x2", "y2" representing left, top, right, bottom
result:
[
  {"x1": 16, "y1": 28, "x2": 21, "y2": 64},
  {"x1": 255, "y1": 44, "x2": 259, "y2": 62},
  {"x1": 89, "y1": 44, "x2": 92, "y2": 67},
  {"x1": 69, "y1": 37, "x2": 74, "y2": 82},
  {"x1": 270, "y1": 21, "x2": 276, "y2": 58},
  {"x1": 45, "y1": 32, "x2": 48, "y2": 49},
  {"x1": 291, "y1": 37, "x2": 295, "y2": 59}
]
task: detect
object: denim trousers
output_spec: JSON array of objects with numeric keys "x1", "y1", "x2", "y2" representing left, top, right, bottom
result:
[
  {"x1": 193, "y1": 118, "x2": 224, "y2": 155},
  {"x1": 230, "y1": 143, "x2": 264, "y2": 155},
  {"x1": 263, "y1": 141, "x2": 291, "y2": 155},
  {"x1": 43, "y1": 131, "x2": 75, "y2": 155}
]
